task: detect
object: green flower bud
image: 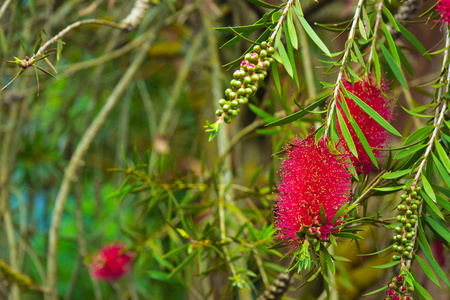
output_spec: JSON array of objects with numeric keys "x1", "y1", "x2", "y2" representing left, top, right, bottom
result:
[
  {"x1": 231, "y1": 100, "x2": 238, "y2": 107},
  {"x1": 216, "y1": 109, "x2": 223, "y2": 116},
  {"x1": 253, "y1": 45, "x2": 261, "y2": 53},
  {"x1": 223, "y1": 104, "x2": 230, "y2": 112},
  {"x1": 261, "y1": 41, "x2": 268, "y2": 49}
]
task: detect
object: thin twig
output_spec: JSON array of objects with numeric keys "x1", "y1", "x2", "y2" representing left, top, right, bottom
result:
[
  {"x1": 0, "y1": 102, "x2": 20, "y2": 300},
  {"x1": 32, "y1": 19, "x2": 125, "y2": 60},
  {"x1": 45, "y1": 11, "x2": 166, "y2": 299},
  {"x1": 0, "y1": 0, "x2": 12, "y2": 21},
  {"x1": 270, "y1": 0, "x2": 295, "y2": 41},
  {"x1": 404, "y1": 26, "x2": 450, "y2": 271},
  {"x1": 366, "y1": 0, "x2": 384, "y2": 74},
  {"x1": 324, "y1": 0, "x2": 365, "y2": 137}
]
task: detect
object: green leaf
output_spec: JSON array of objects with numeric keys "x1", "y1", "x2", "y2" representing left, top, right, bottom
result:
[
  {"x1": 331, "y1": 202, "x2": 348, "y2": 223},
  {"x1": 399, "y1": 103, "x2": 432, "y2": 118},
  {"x1": 283, "y1": 23, "x2": 299, "y2": 89},
  {"x1": 248, "y1": 104, "x2": 276, "y2": 122},
  {"x1": 320, "y1": 205, "x2": 326, "y2": 225},
  {"x1": 227, "y1": 27, "x2": 259, "y2": 44},
  {"x1": 335, "y1": 232, "x2": 363, "y2": 240},
  {"x1": 434, "y1": 140, "x2": 450, "y2": 174},
  {"x1": 421, "y1": 174, "x2": 436, "y2": 203},
  {"x1": 343, "y1": 88, "x2": 402, "y2": 137},
  {"x1": 168, "y1": 249, "x2": 199, "y2": 278},
  {"x1": 286, "y1": 10, "x2": 298, "y2": 50},
  {"x1": 338, "y1": 94, "x2": 378, "y2": 167},
  {"x1": 381, "y1": 22, "x2": 400, "y2": 65},
  {"x1": 373, "y1": 186, "x2": 404, "y2": 192},
  {"x1": 19, "y1": 34, "x2": 27, "y2": 54},
  {"x1": 397, "y1": 22, "x2": 431, "y2": 60},
  {"x1": 405, "y1": 125, "x2": 433, "y2": 144},
  {"x1": 358, "y1": 245, "x2": 393, "y2": 257},
  {"x1": 394, "y1": 143, "x2": 427, "y2": 160},
  {"x1": 266, "y1": 95, "x2": 327, "y2": 126},
  {"x1": 246, "y1": 0, "x2": 281, "y2": 9},
  {"x1": 371, "y1": 261, "x2": 400, "y2": 269},
  {"x1": 336, "y1": 108, "x2": 358, "y2": 158},
  {"x1": 413, "y1": 280, "x2": 433, "y2": 300},
  {"x1": 271, "y1": 62, "x2": 281, "y2": 95},
  {"x1": 297, "y1": 16, "x2": 331, "y2": 57},
  {"x1": 276, "y1": 40, "x2": 293, "y2": 78},
  {"x1": 33, "y1": 34, "x2": 42, "y2": 55},
  {"x1": 362, "y1": 285, "x2": 388, "y2": 296},
  {"x1": 322, "y1": 247, "x2": 335, "y2": 275},
  {"x1": 432, "y1": 153, "x2": 450, "y2": 187},
  {"x1": 421, "y1": 191, "x2": 445, "y2": 221},
  {"x1": 415, "y1": 256, "x2": 441, "y2": 288},
  {"x1": 382, "y1": 7, "x2": 399, "y2": 31},
  {"x1": 148, "y1": 271, "x2": 187, "y2": 286},
  {"x1": 419, "y1": 232, "x2": 450, "y2": 288},
  {"x1": 215, "y1": 24, "x2": 268, "y2": 33},
  {"x1": 381, "y1": 169, "x2": 412, "y2": 179},
  {"x1": 358, "y1": 18, "x2": 367, "y2": 40},
  {"x1": 378, "y1": 41, "x2": 407, "y2": 89},
  {"x1": 424, "y1": 215, "x2": 450, "y2": 243}
]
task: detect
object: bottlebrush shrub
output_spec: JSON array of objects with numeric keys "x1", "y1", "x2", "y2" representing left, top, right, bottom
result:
[
  {"x1": 337, "y1": 77, "x2": 395, "y2": 174},
  {"x1": 89, "y1": 243, "x2": 135, "y2": 282},
  {"x1": 274, "y1": 135, "x2": 353, "y2": 251}
]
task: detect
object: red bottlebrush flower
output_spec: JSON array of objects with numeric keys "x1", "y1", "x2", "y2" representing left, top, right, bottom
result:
[
  {"x1": 435, "y1": 0, "x2": 450, "y2": 23},
  {"x1": 274, "y1": 136, "x2": 352, "y2": 250},
  {"x1": 336, "y1": 77, "x2": 395, "y2": 174},
  {"x1": 90, "y1": 243, "x2": 134, "y2": 282}
]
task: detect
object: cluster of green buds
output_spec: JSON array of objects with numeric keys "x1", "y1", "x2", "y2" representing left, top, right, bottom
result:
[
  {"x1": 385, "y1": 274, "x2": 414, "y2": 300},
  {"x1": 215, "y1": 41, "x2": 275, "y2": 123},
  {"x1": 391, "y1": 185, "x2": 422, "y2": 262},
  {"x1": 384, "y1": 184, "x2": 422, "y2": 300}
]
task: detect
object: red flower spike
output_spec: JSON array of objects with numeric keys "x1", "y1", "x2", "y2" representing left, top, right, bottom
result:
[
  {"x1": 435, "y1": 0, "x2": 450, "y2": 23},
  {"x1": 274, "y1": 136, "x2": 352, "y2": 250},
  {"x1": 336, "y1": 77, "x2": 395, "y2": 174},
  {"x1": 90, "y1": 243, "x2": 134, "y2": 282}
]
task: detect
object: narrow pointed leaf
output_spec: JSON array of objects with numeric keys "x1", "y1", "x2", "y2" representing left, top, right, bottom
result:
[
  {"x1": 297, "y1": 16, "x2": 331, "y2": 57},
  {"x1": 343, "y1": 88, "x2": 402, "y2": 137},
  {"x1": 378, "y1": 41, "x2": 407, "y2": 89}
]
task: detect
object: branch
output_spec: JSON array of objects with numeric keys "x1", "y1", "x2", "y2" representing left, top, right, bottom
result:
[
  {"x1": 270, "y1": 0, "x2": 295, "y2": 41},
  {"x1": 31, "y1": 0, "x2": 152, "y2": 60},
  {"x1": 324, "y1": 0, "x2": 365, "y2": 137}
]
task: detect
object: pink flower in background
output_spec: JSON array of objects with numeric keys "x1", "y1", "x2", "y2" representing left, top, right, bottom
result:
[
  {"x1": 435, "y1": 0, "x2": 450, "y2": 23},
  {"x1": 274, "y1": 136, "x2": 352, "y2": 250},
  {"x1": 336, "y1": 77, "x2": 395, "y2": 174},
  {"x1": 90, "y1": 243, "x2": 134, "y2": 282}
]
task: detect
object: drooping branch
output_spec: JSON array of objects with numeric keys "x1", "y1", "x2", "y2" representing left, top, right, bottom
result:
[{"x1": 324, "y1": 0, "x2": 365, "y2": 137}]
